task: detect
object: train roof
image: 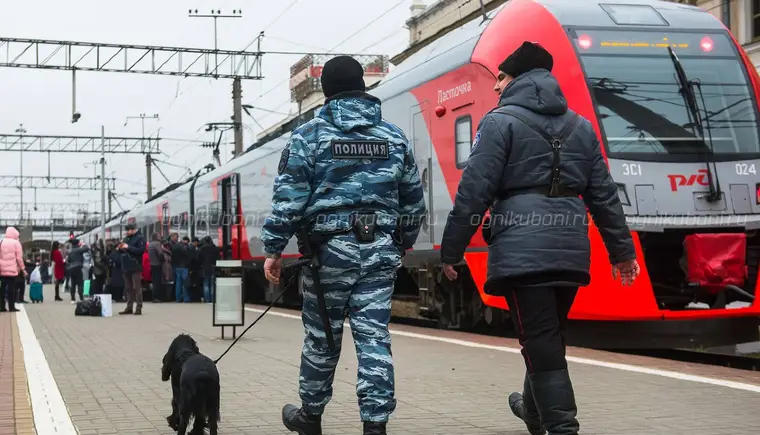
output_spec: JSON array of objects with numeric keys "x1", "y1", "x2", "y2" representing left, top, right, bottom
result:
[
  {"x1": 372, "y1": 0, "x2": 722, "y2": 102},
  {"x1": 540, "y1": 0, "x2": 724, "y2": 30}
]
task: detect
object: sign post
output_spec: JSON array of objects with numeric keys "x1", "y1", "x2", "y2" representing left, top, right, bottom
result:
[{"x1": 212, "y1": 259, "x2": 245, "y2": 339}]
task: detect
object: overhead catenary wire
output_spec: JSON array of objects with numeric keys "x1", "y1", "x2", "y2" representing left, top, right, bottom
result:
[
  {"x1": 111, "y1": 1, "x2": 410, "y2": 207},
  {"x1": 120, "y1": 0, "x2": 308, "y2": 189},
  {"x1": 140, "y1": 0, "x2": 305, "y2": 143},
  {"x1": 247, "y1": 0, "x2": 410, "y2": 108},
  {"x1": 249, "y1": 0, "x2": 473, "y2": 123}
]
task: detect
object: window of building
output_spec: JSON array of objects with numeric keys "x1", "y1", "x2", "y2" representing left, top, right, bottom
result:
[
  {"x1": 455, "y1": 116, "x2": 473, "y2": 169},
  {"x1": 754, "y1": 0, "x2": 760, "y2": 39}
]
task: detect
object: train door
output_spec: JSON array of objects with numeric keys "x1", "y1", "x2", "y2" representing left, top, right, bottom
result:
[
  {"x1": 411, "y1": 104, "x2": 434, "y2": 249},
  {"x1": 218, "y1": 173, "x2": 242, "y2": 260}
]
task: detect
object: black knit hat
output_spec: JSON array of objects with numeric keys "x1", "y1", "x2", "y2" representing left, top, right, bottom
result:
[
  {"x1": 320, "y1": 55, "x2": 366, "y2": 98},
  {"x1": 498, "y1": 41, "x2": 553, "y2": 78}
]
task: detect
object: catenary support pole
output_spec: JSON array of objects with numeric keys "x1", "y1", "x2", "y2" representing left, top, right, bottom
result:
[
  {"x1": 15, "y1": 124, "x2": 27, "y2": 222},
  {"x1": 100, "y1": 125, "x2": 106, "y2": 242},
  {"x1": 233, "y1": 77, "x2": 243, "y2": 157},
  {"x1": 146, "y1": 154, "x2": 153, "y2": 200},
  {"x1": 125, "y1": 113, "x2": 158, "y2": 201}
]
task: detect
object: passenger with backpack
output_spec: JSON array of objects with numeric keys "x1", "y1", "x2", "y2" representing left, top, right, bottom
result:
[{"x1": 439, "y1": 42, "x2": 640, "y2": 435}]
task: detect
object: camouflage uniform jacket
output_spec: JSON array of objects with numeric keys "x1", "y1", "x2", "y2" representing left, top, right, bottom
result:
[{"x1": 261, "y1": 91, "x2": 426, "y2": 255}]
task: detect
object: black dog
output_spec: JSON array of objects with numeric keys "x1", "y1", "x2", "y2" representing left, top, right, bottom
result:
[{"x1": 161, "y1": 334, "x2": 220, "y2": 435}]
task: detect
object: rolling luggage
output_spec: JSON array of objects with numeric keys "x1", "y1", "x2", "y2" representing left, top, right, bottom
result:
[
  {"x1": 30, "y1": 282, "x2": 44, "y2": 303},
  {"x1": 29, "y1": 266, "x2": 43, "y2": 303}
]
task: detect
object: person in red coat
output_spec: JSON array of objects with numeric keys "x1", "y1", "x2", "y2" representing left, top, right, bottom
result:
[
  {"x1": 141, "y1": 250, "x2": 151, "y2": 297},
  {"x1": 51, "y1": 241, "x2": 65, "y2": 301}
]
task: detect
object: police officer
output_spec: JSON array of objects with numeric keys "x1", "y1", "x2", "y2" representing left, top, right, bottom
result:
[
  {"x1": 439, "y1": 42, "x2": 640, "y2": 435},
  {"x1": 260, "y1": 55, "x2": 426, "y2": 435}
]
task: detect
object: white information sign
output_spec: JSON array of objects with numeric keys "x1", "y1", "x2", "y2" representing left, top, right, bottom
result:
[
  {"x1": 213, "y1": 260, "x2": 244, "y2": 326},
  {"x1": 214, "y1": 277, "x2": 243, "y2": 325}
]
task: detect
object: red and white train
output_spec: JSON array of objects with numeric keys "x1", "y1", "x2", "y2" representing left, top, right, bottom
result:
[{"x1": 80, "y1": 0, "x2": 760, "y2": 348}]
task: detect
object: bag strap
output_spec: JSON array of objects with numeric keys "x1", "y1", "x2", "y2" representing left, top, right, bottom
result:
[
  {"x1": 495, "y1": 107, "x2": 581, "y2": 197},
  {"x1": 496, "y1": 107, "x2": 580, "y2": 149}
]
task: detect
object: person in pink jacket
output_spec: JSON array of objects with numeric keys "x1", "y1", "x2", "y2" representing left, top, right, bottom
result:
[{"x1": 1, "y1": 227, "x2": 26, "y2": 312}]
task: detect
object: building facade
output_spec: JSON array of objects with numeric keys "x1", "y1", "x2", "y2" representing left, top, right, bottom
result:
[
  {"x1": 392, "y1": 0, "x2": 507, "y2": 65},
  {"x1": 676, "y1": 0, "x2": 760, "y2": 68}
]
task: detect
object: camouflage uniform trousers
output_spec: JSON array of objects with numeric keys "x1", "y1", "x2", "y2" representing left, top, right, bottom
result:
[{"x1": 298, "y1": 232, "x2": 400, "y2": 423}]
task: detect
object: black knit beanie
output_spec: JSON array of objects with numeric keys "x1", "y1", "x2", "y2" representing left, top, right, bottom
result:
[
  {"x1": 320, "y1": 55, "x2": 366, "y2": 99},
  {"x1": 498, "y1": 41, "x2": 553, "y2": 78}
]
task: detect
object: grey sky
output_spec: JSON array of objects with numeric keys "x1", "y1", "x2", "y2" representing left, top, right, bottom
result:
[{"x1": 0, "y1": 0, "x2": 412, "y2": 219}]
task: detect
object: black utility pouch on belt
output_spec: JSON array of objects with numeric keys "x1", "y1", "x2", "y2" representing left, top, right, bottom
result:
[{"x1": 353, "y1": 212, "x2": 378, "y2": 243}]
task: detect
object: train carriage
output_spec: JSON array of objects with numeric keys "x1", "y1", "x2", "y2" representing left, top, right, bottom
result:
[
  {"x1": 79, "y1": 0, "x2": 760, "y2": 349},
  {"x1": 362, "y1": 0, "x2": 760, "y2": 348},
  {"x1": 374, "y1": 0, "x2": 760, "y2": 347}
]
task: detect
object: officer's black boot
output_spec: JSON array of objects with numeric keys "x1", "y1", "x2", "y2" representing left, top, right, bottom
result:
[
  {"x1": 282, "y1": 404, "x2": 322, "y2": 435},
  {"x1": 509, "y1": 374, "x2": 545, "y2": 435},
  {"x1": 363, "y1": 422, "x2": 387, "y2": 435},
  {"x1": 529, "y1": 370, "x2": 579, "y2": 435}
]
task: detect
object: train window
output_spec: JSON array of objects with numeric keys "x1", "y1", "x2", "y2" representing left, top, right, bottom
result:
[
  {"x1": 195, "y1": 206, "x2": 209, "y2": 238},
  {"x1": 577, "y1": 30, "x2": 760, "y2": 157},
  {"x1": 161, "y1": 203, "x2": 169, "y2": 236},
  {"x1": 208, "y1": 200, "x2": 221, "y2": 229},
  {"x1": 455, "y1": 116, "x2": 472, "y2": 169},
  {"x1": 179, "y1": 212, "x2": 188, "y2": 235},
  {"x1": 754, "y1": 1, "x2": 760, "y2": 40}
]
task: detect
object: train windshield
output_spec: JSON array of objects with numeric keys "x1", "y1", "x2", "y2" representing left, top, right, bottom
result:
[{"x1": 574, "y1": 29, "x2": 760, "y2": 159}]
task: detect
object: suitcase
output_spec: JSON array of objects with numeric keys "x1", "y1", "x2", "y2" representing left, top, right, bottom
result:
[{"x1": 30, "y1": 282, "x2": 44, "y2": 303}]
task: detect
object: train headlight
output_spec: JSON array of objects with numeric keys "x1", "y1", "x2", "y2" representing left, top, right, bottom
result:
[
  {"x1": 577, "y1": 34, "x2": 592, "y2": 50},
  {"x1": 756, "y1": 183, "x2": 760, "y2": 204},
  {"x1": 700, "y1": 36, "x2": 714, "y2": 53},
  {"x1": 616, "y1": 183, "x2": 631, "y2": 206}
]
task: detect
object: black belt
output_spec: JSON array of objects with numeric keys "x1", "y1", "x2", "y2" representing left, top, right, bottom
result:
[
  {"x1": 305, "y1": 208, "x2": 402, "y2": 245},
  {"x1": 500, "y1": 186, "x2": 579, "y2": 199}
]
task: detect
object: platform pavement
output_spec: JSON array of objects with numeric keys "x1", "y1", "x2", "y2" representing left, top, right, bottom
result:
[{"x1": 12, "y1": 284, "x2": 760, "y2": 434}]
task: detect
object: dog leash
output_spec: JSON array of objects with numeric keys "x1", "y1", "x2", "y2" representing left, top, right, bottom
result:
[{"x1": 213, "y1": 258, "x2": 310, "y2": 364}]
